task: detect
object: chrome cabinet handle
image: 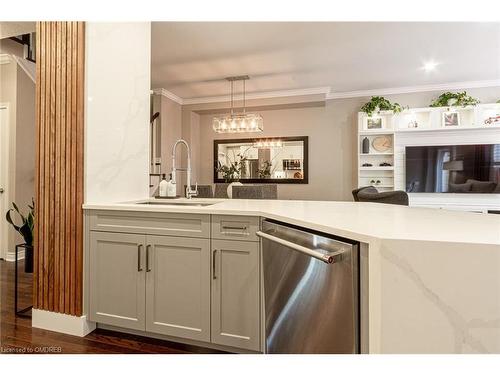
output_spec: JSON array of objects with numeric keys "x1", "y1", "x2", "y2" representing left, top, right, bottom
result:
[
  {"x1": 256, "y1": 230, "x2": 345, "y2": 264},
  {"x1": 146, "y1": 245, "x2": 152, "y2": 272},
  {"x1": 222, "y1": 225, "x2": 248, "y2": 230},
  {"x1": 212, "y1": 249, "x2": 217, "y2": 280},
  {"x1": 137, "y1": 244, "x2": 143, "y2": 272}
]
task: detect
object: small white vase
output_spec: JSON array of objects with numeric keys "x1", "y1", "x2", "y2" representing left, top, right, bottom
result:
[{"x1": 227, "y1": 181, "x2": 243, "y2": 199}]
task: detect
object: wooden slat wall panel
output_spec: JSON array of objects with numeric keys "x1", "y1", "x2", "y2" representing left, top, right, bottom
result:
[{"x1": 34, "y1": 22, "x2": 85, "y2": 316}]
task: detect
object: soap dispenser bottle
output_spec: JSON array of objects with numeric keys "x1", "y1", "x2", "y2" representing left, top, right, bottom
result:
[
  {"x1": 167, "y1": 173, "x2": 176, "y2": 197},
  {"x1": 159, "y1": 174, "x2": 168, "y2": 197}
]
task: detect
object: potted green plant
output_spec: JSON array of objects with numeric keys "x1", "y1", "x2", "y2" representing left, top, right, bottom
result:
[
  {"x1": 6, "y1": 199, "x2": 35, "y2": 273},
  {"x1": 430, "y1": 91, "x2": 480, "y2": 107},
  {"x1": 360, "y1": 96, "x2": 406, "y2": 116},
  {"x1": 216, "y1": 154, "x2": 247, "y2": 182},
  {"x1": 216, "y1": 153, "x2": 248, "y2": 198}
]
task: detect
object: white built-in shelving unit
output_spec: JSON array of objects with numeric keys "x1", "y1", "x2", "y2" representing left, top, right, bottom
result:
[{"x1": 357, "y1": 103, "x2": 500, "y2": 196}]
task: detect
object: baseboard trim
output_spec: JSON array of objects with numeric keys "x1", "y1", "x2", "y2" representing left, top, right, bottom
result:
[
  {"x1": 32, "y1": 309, "x2": 96, "y2": 337},
  {"x1": 4, "y1": 250, "x2": 25, "y2": 262}
]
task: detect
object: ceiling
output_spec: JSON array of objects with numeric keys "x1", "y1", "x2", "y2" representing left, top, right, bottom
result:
[{"x1": 151, "y1": 22, "x2": 500, "y2": 100}]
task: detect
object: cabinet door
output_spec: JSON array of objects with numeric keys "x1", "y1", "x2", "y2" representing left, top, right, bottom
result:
[
  {"x1": 89, "y1": 232, "x2": 146, "y2": 330},
  {"x1": 211, "y1": 239, "x2": 260, "y2": 351},
  {"x1": 145, "y1": 235, "x2": 210, "y2": 342}
]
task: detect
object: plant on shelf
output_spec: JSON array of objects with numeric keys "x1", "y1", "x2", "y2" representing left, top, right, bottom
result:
[
  {"x1": 360, "y1": 96, "x2": 406, "y2": 116},
  {"x1": 5, "y1": 199, "x2": 35, "y2": 273},
  {"x1": 429, "y1": 91, "x2": 480, "y2": 107},
  {"x1": 216, "y1": 153, "x2": 247, "y2": 182}
]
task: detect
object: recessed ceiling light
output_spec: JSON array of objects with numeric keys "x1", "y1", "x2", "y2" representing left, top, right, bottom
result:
[{"x1": 422, "y1": 61, "x2": 439, "y2": 72}]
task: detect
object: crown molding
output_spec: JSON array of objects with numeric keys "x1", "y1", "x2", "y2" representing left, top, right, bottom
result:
[
  {"x1": 326, "y1": 79, "x2": 500, "y2": 100},
  {"x1": 151, "y1": 88, "x2": 184, "y2": 105},
  {"x1": 181, "y1": 86, "x2": 331, "y2": 105},
  {"x1": 153, "y1": 80, "x2": 500, "y2": 106}
]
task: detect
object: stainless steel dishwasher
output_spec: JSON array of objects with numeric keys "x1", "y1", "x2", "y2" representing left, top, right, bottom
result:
[{"x1": 257, "y1": 219, "x2": 359, "y2": 354}]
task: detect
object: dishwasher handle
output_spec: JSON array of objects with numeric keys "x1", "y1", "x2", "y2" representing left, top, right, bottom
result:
[{"x1": 256, "y1": 230, "x2": 345, "y2": 264}]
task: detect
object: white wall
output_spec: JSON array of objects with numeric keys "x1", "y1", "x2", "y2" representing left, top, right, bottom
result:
[{"x1": 85, "y1": 23, "x2": 151, "y2": 203}]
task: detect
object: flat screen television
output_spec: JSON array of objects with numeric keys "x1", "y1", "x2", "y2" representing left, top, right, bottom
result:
[{"x1": 405, "y1": 144, "x2": 500, "y2": 193}]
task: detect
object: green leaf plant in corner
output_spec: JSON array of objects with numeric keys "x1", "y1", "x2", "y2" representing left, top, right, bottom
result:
[
  {"x1": 5, "y1": 198, "x2": 35, "y2": 246},
  {"x1": 430, "y1": 91, "x2": 480, "y2": 108},
  {"x1": 360, "y1": 96, "x2": 406, "y2": 116}
]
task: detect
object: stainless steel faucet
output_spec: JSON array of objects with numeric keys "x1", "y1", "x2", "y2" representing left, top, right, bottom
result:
[{"x1": 171, "y1": 139, "x2": 198, "y2": 199}]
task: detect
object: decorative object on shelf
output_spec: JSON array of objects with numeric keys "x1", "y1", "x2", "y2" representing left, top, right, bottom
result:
[
  {"x1": 362, "y1": 163, "x2": 373, "y2": 167},
  {"x1": 5, "y1": 199, "x2": 34, "y2": 273},
  {"x1": 407, "y1": 119, "x2": 419, "y2": 128},
  {"x1": 379, "y1": 162, "x2": 392, "y2": 167},
  {"x1": 227, "y1": 181, "x2": 243, "y2": 199},
  {"x1": 484, "y1": 115, "x2": 500, "y2": 125},
  {"x1": 362, "y1": 137, "x2": 370, "y2": 153},
  {"x1": 371, "y1": 135, "x2": 392, "y2": 152},
  {"x1": 212, "y1": 75, "x2": 263, "y2": 133},
  {"x1": 369, "y1": 179, "x2": 382, "y2": 185},
  {"x1": 363, "y1": 116, "x2": 385, "y2": 130},
  {"x1": 429, "y1": 91, "x2": 480, "y2": 107},
  {"x1": 442, "y1": 111, "x2": 461, "y2": 127},
  {"x1": 360, "y1": 96, "x2": 406, "y2": 116}
]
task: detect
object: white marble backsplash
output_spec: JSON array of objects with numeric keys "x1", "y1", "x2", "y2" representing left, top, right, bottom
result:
[{"x1": 84, "y1": 22, "x2": 151, "y2": 204}]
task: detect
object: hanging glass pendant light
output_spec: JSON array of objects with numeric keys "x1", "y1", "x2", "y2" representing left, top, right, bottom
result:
[{"x1": 213, "y1": 76, "x2": 263, "y2": 133}]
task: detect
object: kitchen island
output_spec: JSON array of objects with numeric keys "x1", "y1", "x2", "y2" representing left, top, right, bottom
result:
[{"x1": 83, "y1": 198, "x2": 500, "y2": 354}]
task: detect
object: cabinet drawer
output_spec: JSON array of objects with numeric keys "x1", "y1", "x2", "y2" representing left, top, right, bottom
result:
[
  {"x1": 211, "y1": 215, "x2": 260, "y2": 242},
  {"x1": 89, "y1": 210, "x2": 210, "y2": 238}
]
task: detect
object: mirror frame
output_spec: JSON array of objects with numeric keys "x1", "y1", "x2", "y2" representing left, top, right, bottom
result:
[{"x1": 213, "y1": 136, "x2": 308, "y2": 184}]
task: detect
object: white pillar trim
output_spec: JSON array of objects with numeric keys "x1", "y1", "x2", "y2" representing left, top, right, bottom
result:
[{"x1": 32, "y1": 309, "x2": 96, "y2": 337}]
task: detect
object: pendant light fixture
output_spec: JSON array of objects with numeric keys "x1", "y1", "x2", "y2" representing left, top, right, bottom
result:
[{"x1": 213, "y1": 75, "x2": 263, "y2": 133}]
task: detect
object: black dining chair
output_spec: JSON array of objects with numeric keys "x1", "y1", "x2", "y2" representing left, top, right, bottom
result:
[{"x1": 352, "y1": 186, "x2": 409, "y2": 206}]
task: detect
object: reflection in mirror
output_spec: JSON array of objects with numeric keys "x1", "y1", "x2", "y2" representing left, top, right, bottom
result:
[{"x1": 214, "y1": 137, "x2": 308, "y2": 184}]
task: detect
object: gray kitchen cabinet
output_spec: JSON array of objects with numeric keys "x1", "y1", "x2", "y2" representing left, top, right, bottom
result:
[
  {"x1": 145, "y1": 235, "x2": 211, "y2": 342},
  {"x1": 89, "y1": 231, "x2": 146, "y2": 331},
  {"x1": 211, "y1": 239, "x2": 261, "y2": 351},
  {"x1": 87, "y1": 212, "x2": 262, "y2": 352}
]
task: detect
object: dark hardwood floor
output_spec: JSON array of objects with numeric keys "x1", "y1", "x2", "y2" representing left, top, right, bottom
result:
[{"x1": 0, "y1": 260, "x2": 226, "y2": 354}]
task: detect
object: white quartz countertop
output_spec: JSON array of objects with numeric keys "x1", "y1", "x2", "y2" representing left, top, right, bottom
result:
[{"x1": 83, "y1": 198, "x2": 500, "y2": 246}]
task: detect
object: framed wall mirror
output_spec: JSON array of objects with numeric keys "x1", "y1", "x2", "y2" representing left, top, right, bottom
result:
[{"x1": 214, "y1": 136, "x2": 308, "y2": 184}]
